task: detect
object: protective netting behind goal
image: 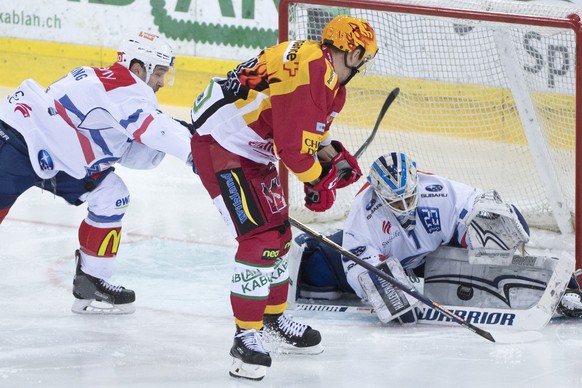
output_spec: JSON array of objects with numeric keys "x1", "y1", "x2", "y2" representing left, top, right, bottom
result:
[{"x1": 280, "y1": 0, "x2": 578, "y2": 237}]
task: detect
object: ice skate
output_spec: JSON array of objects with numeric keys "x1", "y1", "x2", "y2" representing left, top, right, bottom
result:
[
  {"x1": 71, "y1": 250, "x2": 136, "y2": 314},
  {"x1": 229, "y1": 327, "x2": 272, "y2": 381},
  {"x1": 263, "y1": 313, "x2": 324, "y2": 354}
]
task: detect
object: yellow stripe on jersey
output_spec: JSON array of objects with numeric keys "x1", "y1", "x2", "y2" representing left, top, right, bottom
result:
[
  {"x1": 292, "y1": 162, "x2": 322, "y2": 183},
  {"x1": 235, "y1": 89, "x2": 273, "y2": 125}
]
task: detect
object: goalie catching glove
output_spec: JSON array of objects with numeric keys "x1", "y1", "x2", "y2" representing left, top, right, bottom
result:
[
  {"x1": 357, "y1": 256, "x2": 421, "y2": 324},
  {"x1": 465, "y1": 190, "x2": 530, "y2": 264}
]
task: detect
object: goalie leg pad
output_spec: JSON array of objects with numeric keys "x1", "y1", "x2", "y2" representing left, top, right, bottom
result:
[
  {"x1": 357, "y1": 256, "x2": 420, "y2": 324},
  {"x1": 466, "y1": 190, "x2": 530, "y2": 265}
]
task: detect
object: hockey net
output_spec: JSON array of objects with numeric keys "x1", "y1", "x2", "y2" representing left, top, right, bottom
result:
[{"x1": 279, "y1": 0, "x2": 580, "y2": 267}]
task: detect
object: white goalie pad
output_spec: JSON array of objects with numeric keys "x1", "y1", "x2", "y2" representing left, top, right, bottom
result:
[
  {"x1": 286, "y1": 236, "x2": 306, "y2": 309},
  {"x1": 466, "y1": 190, "x2": 530, "y2": 265},
  {"x1": 419, "y1": 246, "x2": 574, "y2": 330},
  {"x1": 357, "y1": 256, "x2": 420, "y2": 324}
]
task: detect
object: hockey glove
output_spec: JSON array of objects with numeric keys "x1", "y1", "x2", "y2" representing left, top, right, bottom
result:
[
  {"x1": 357, "y1": 256, "x2": 420, "y2": 324},
  {"x1": 466, "y1": 190, "x2": 530, "y2": 264},
  {"x1": 304, "y1": 165, "x2": 338, "y2": 212},
  {"x1": 324, "y1": 141, "x2": 362, "y2": 189}
]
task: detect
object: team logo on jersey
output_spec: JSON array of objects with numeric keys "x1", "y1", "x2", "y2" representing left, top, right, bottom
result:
[
  {"x1": 38, "y1": 150, "x2": 54, "y2": 171},
  {"x1": 14, "y1": 103, "x2": 32, "y2": 118},
  {"x1": 425, "y1": 184, "x2": 443, "y2": 192},
  {"x1": 217, "y1": 168, "x2": 264, "y2": 235},
  {"x1": 366, "y1": 198, "x2": 377, "y2": 211},
  {"x1": 261, "y1": 177, "x2": 287, "y2": 214},
  {"x1": 418, "y1": 207, "x2": 442, "y2": 234},
  {"x1": 381, "y1": 220, "x2": 391, "y2": 234}
]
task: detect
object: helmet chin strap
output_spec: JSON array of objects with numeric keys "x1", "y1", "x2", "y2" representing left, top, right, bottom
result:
[{"x1": 340, "y1": 51, "x2": 362, "y2": 86}]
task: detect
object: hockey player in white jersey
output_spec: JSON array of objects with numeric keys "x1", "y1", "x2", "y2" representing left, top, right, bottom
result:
[
  {"x1": 289, "y1": 152, "x2": 581, "y2": 324},
  {"x1": 0, "y1": 31, "x2": 193, "y2": 314}
]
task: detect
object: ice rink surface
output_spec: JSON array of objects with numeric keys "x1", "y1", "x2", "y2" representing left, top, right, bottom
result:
[{"x1": 1, "y1": 103, "x2": 581, "y2": 388}]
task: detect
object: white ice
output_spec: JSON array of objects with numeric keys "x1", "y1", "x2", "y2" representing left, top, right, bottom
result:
[{"x1": 1, "y1": 103, "x2": 581, "y2": 388}]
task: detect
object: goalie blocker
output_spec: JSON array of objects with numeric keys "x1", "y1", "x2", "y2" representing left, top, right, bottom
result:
[{"x1": 287, "y1": 231, "x2": 575, "y2": 330}]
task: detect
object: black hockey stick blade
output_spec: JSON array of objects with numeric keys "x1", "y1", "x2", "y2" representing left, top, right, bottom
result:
[
  {"x1": 289, "y1": 217, "x2": 495, "y2": 343},
  {"x1": 354, "y1": 87, "x2": 400, "y2": 160}
]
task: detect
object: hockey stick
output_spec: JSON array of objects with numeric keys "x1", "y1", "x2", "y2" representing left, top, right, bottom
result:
[
  {"x1": 353, "y1": 87, "x2": 400, "y2": 159},
  {"x1": 296, "y1": 302, "x2": 376, "y2": 314},
  {"x1": 288, "y1": 217, "x2": 496, "y2": 343}
]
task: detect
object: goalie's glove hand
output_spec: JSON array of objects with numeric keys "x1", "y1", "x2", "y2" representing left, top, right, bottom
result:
[
  {"x1": 304, "y1": 165, "x2": 338, "y2": 212},
  {"x1": 323, "y1": 141, "x2": 362, "y2": 189}
]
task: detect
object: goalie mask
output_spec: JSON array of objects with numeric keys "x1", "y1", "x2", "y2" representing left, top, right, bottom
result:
[
  {"x1": 321, "y1": 15, "x2": 378, "y2": 84},
  {"x1": 117, "y1": 31, "x2": 176, "y2": 86},
  {"x1": 368, "y1": 153, "x2": 419, "y2": 231}
]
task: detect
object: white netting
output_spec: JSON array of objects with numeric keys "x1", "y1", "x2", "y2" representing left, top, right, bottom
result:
[{"x1": 283, "y1": 0, "x2": 578, "y2": 233}]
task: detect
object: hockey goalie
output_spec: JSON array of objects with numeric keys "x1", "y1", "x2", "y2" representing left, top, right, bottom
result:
[{"x1": 288, "y1": 152, "x2": 581, "y2": 329}]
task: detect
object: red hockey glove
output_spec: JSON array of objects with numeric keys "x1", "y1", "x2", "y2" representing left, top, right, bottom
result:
[
  {"x1": 326, "y1": 141, "x2": 362, "y2": 189},
  {"x1": 304, "y1": 165, "x2": 338, "y2": 212}
]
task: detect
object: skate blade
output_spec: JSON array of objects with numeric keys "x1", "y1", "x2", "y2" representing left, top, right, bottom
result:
[
  {"x1": 229, "y1": 357, "x2": 267, "y2": 381},
  {"x1": 273, "y1": 342, "x2": 324, "y2": 355},
  {"x1": 72, "y1": 299, "x2": 136, "y2": 315}
]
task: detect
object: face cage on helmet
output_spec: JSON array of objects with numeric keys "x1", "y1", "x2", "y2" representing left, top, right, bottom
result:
[{"x1": 375, "y1": 186, "x2": 419, "y2": 217}]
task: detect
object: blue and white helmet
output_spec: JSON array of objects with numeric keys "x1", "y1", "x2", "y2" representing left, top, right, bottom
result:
[{"x1": 367, "y1": 152, "x2": 419, "y2": 218}]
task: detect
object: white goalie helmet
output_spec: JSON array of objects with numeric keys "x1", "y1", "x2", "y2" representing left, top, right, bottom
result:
[
  {"x1": 367, "y1": 152, "x2": 419, "y2": 219},
  {"x1": 117, "y1": 31, "x2": 176, "y2": 85}
]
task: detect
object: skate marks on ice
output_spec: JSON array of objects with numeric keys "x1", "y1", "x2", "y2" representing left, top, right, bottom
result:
[{"x1": 1, "y1": 180, "x2": 581, "y2": 386}]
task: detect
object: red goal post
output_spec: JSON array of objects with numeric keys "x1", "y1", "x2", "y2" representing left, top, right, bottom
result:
[{"x1": 278, "y1": 0, "x2": 581, "y2": 270}]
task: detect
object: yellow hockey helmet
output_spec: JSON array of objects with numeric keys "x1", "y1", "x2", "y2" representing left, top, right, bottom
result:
[{"x1": 321, "y1": 15, "x2": 378, "y2": 62}]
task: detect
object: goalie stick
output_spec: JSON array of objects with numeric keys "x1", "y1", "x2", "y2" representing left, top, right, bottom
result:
[
  {"x1": 354, "y1": 87, "x2": 400, "y2": 159},
  {"x1": 288, "y1": 216, "x2": 496, "y2": 343}
]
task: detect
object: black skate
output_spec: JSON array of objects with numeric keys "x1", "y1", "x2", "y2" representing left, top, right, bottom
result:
[
  {"x1": 72, "y1": 250, "x2": 136, "y2": 314},
  {"x1": 557, "y1": 289, "x2": 582, "y2": 318},
  {"x1": 263, "y1": 313, "x2": 324, "y2": 354},
  {"x1": 229, "y1": 327, "x2": 271, "y2": 381}
]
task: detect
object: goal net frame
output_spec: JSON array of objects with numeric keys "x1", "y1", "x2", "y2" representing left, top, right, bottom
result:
[{"x1": 278, "y1": 0, "x2": 581, "y2": 269}]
